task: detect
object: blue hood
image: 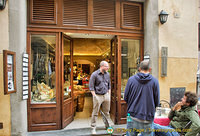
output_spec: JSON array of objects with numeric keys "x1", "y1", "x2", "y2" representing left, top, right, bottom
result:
[{"x1": 135, "y1": 72, "x2": 152, "y2": 84}]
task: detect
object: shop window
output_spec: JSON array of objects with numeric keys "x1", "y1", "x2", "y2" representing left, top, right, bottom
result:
[
  {"x1": 31, "y1": 34, "x2": 56, "y2": 103},
  {"x1": 121, "y1": 39, "x2": 140, "y2": 99}
]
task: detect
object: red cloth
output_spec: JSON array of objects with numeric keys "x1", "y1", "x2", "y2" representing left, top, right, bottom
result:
[
  {"x1": 198, "y1": 110, "x2": 200, "y2": 117},
  {"x1": 154, "y1": 118, "x2": 171, "y2": 126}
]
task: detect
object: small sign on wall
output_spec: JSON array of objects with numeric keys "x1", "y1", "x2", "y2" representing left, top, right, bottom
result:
[
  {"x1": 161, "y1": 47, "x2": 168, "y2": 77},
  {"x1": 170, "y1": 87, "x2": 185, "y2": 107},
  {"x1": 22, "y1": 53, "x2": 29, "y2": 100},
  {"x1": 3, "y1": 50, "x2": 17, "y2": 94}
]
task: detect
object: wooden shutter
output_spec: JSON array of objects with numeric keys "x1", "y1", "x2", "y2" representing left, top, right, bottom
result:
[
  {"x1": 30, "y1": 0, "x2": 57, "y2": 24},
  {"x1": 121, "y1": 2, "x2": 142, "y2": 30},
  {"x1": 63, "y1": 0, "x2": 88, "y2": 26},
  {"x1": 93, "y1": 0, "x2": 115, "y2": 28}
]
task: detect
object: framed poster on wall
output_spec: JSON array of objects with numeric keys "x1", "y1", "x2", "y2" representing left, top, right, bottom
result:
[{"x1": 3, "y1": 50, "x2": 16, "y2": 94}]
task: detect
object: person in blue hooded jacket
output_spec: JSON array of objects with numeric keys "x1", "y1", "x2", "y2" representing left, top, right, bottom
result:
[{"x1": 124, "y1": 60, "x2": 160, "y2": 136}]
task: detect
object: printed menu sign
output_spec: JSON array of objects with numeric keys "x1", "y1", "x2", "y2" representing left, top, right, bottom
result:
[
  {"x1": 22, "y1": 53, "x2": 29, "y2": 100},
  {"x1": 3, "y1": 50, "x2": 16, "y2": 94},
  {"x1": 7, "y1": 55, "x2": 14, "y2": 91}
]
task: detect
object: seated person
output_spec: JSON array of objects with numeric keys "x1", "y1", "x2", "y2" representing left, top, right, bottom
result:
[{"x1": 154, "y1": 91, "x2": 200, "y2": 136}]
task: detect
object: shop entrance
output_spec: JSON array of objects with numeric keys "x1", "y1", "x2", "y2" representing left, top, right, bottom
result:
[
  {"x1": 61, "y1": 33, "x2": 116, "y2": 129},
  {"x1": 27, "y1": 32, "x2": 143, "y2": 131}
]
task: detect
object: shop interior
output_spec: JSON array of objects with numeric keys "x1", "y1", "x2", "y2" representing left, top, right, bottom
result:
[{"x1": 63, "y1": 33, "x2": 114, "y2": 129}]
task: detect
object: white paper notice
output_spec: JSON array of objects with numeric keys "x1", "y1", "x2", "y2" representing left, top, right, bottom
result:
[
  {"x1": 23, "y1": 67, "x2": 28, "y2": 71},
  {"x1": 23, "y1": 54, "x2": 28, "y2": 58},
  {"x1": 23, "y1": 91, "x2": 28, "y2": 95},
  {"x1": 23, "y1": 63, "x2": 28, "y2": 67},
  {"x1": 23, "y1": 77, "x2": 28, "y2": 81},
  {"x1": 23, "y1": 86, "x2": 28, "y2": 90},
  {"x1": 7, "y1": 55, "x2": 13, "y2": 64},
  {"x1": 23, "y1": 81, "x2": 28, "y2": 85},
  {"x1": 23, "y1": 58, "x2": 29, "y2": 62},
  {"x1": 23, "y1": 72, "x2": 28, "y2": 76},
  {"x1": 23, "y1": 95, "x2": 28, "y2": 99}
]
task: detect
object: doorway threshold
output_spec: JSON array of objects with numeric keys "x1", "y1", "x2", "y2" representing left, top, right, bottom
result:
[
  {"x1": 64, "y1": 116, "x2": 107, "y2": 130},
  {"x1": 64, "y1": 96, "x2": 113, "y2": 130}
]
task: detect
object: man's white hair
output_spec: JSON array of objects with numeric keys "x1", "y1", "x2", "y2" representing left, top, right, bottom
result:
[{"x1": 100, "y1": 61, "x2": 108, "y2": 67}]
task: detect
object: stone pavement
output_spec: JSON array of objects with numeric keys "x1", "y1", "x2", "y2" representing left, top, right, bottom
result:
[{"x1": 28, "y1": 124, "x2": 126, "y2": 136}]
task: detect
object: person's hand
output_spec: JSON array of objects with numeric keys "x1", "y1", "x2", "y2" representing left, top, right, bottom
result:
[
  {"x1": 91, "y1": 91, "x2": 96, "y2": 97},
  {"x1": 108, "y1": 89, "x2": 111, "y2": 95},
  {"x1": 173, "y1": 102, "x2": 183, "y2": 111}
]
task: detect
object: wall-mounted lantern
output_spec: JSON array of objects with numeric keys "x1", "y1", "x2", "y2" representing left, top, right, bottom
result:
[
  {"x1": 159, "y1": 10, "x2": 169, "y2": 24},
  {"x1": 0, "y1": 0, "x2": 6, "y2": 10}
]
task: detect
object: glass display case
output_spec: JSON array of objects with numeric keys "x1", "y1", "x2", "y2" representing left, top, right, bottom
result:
[{"x1": 31, "y1": 34, "x2": 56, "y2": 103}]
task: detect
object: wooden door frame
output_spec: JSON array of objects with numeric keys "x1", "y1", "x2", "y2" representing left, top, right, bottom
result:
[
  {"x1": 116, "y1": 36, "x2": 144, "y2": 124},
  {"x1": 26, "y1": 30, "x2": 144, "y2": 131},
  {"x1": 110, "y1": 36, "x2": 118, "y2": 124},
  {"x1": 27, "y1": 32, "x2": 61, "y2": 131},
  {"x1": 61, "y1": 33, "x2": 74, "y2": 128}
]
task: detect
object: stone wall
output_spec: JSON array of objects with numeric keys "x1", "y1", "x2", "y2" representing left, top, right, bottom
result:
[
  {"x1": 158, "y1": 0, "x2": 199, "y2": 100},
  {"x1": 0, "y1": 1, "x2": 11, "y2": 136}
]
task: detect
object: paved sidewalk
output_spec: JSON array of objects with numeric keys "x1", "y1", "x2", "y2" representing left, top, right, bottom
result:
[{"x1": 28, "y1": 124, "x2": 126, "y2": 136}]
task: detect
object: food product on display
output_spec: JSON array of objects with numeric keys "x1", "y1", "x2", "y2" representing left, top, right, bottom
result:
[
  {"x1": 32, "y1": 82, "x2": 56, "y2": 102},
  {"x1": 74, "y1": 85, "x2": 84, "y2": 91}
]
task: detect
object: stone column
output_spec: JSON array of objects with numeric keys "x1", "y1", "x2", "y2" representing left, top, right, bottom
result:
[
  {"x1": 144, "y1": 0, "x2": 159, "y2": 78},
  {"x1": 9, "y1": 0, "x2": 27, "y2": 135}
]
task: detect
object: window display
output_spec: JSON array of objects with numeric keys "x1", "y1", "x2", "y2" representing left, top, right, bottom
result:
[
  {"x1": 121, "y1": 39, "x2": 140, "y2": 99},
  {"x1": 31, "y1": 34, "x2": 56, "y2": 103}
]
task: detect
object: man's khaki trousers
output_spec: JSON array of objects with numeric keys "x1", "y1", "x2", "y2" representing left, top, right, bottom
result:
[{"x1": 91, "y1": 92, "x2": 110, "y2": 128}]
